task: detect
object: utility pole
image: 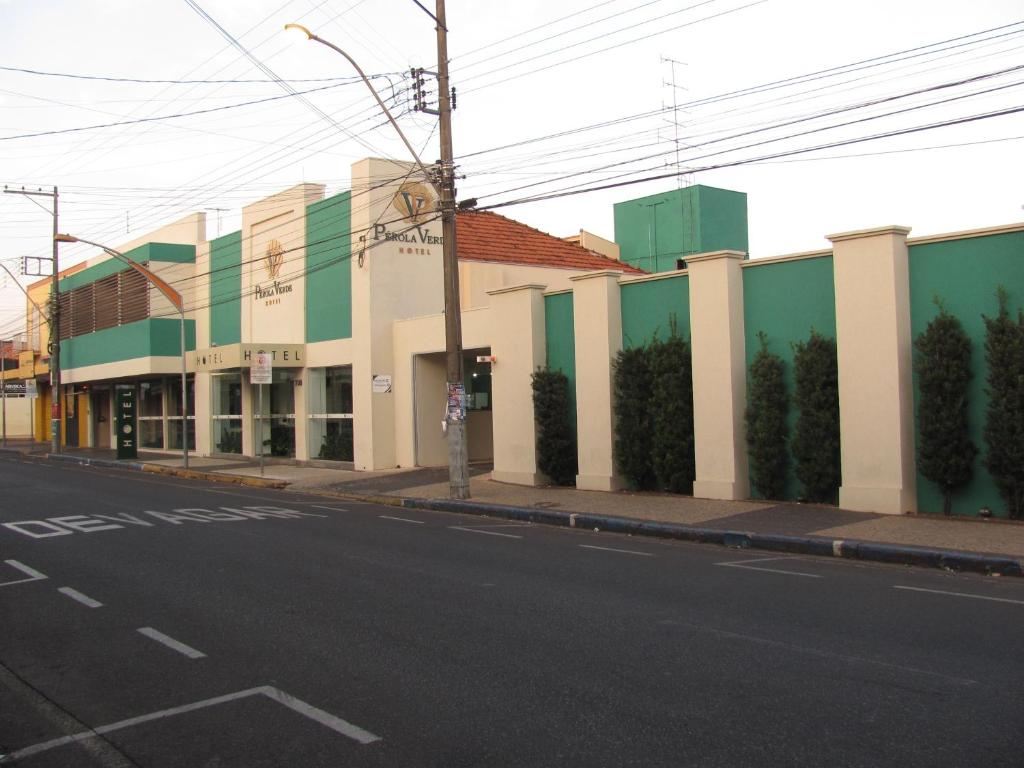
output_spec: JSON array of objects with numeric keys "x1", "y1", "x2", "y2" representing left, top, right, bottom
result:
[
  {"x1": 4, "y1": 185, "x2": 60, "y2": 453},
  {"x1": 434, "y1": 0, "x2": 469, "y2": 499}
]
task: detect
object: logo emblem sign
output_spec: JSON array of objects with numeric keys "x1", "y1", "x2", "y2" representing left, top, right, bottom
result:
[
  {"x1": 391, "y1": 182, "x2": 435, "y2": 226},
  {"x1": 265, "y1": 238, "x2": 284, "y2": 280}
]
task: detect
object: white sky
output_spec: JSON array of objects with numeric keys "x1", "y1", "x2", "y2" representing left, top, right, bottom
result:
[{"x1": 1, "y1": 0, "x2": 1022, "y2": 335}]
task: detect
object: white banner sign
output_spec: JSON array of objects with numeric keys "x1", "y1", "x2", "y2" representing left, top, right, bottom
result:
[{"x1": 251, "y1": 351, "x2": 272, "y2": 385}]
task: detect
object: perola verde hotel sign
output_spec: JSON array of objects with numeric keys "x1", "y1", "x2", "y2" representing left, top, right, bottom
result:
[
  {"x1": 373, "y1": 182, "x2": 443, "y2": 256},
  {"x1": 255, "y1": 238, "x2": 293, "y2": 306}
]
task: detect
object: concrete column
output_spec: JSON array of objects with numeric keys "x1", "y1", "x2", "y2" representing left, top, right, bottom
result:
[
  {"x1": 687, "y1": 250, "x2": 749, "y2": 500},
  {"x1": 293, "y1": 373, "x2": 309, "y2": 461},
  {"x1": 827, "y1": 225, "x2": 917, "y2": 515},
  {"x1": 488, "y1": 284, "x2": 547, "y2": 485},
  {"x1": 570, "y1": 270, "x2": 624, "y2": 491}
]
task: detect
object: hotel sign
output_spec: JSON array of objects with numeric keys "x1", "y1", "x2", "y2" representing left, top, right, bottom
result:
[
  {"x1": 255, "y1": 238, "x2": 294, "y2": 306},
  {"x1": 372, "y1": 181, "x2": 443, "y2": 255},
  {"x1": 191, "y1": 343, "x2": 305, "y2": 372}
]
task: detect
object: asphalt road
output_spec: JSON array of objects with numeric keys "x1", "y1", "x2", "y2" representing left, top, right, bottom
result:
[{"x1": 1, "y1": 453, "x2": 1023, "y2": 767}]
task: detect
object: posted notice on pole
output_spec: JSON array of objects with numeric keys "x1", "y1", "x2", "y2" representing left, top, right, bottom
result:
[{"x1": 251, "y1": 351, "x2": 272, "y2": 385}]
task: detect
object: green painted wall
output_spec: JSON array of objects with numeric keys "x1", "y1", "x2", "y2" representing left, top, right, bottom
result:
[
  {"x1": 544, "y1": 292, "x2": 576, "y2": 426},
  {"x1": 306, "y1": 191, "x2": 352, "y2": 342},
  {"x1": 209, "y1": 231, "x2": 241, "y2": 347},
  {"x1": 742, "y1": 255, "x2": 836, "y2": 501},
  {"x1": 613, "y1": 185, "x2": 748, "y2": 273},
  {"x1": 620, "y1": 274, "x2": 690, "y2": 348},
  {"x1": 60, "y1": 243, "x2": 195, "y2": 292},
  {"x1": 61, "y1": 318, "x2": 196, "y2": 370},
  {"x1": 908, "y1": 230, "x2": 1024, "y2": 518}
]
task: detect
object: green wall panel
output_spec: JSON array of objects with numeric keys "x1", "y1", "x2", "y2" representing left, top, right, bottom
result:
[
  {"x1": 620, "y1": 274, "x2": 690, "y2": 349},
  {"x1": 909, "y1": 231, "x2": 1024, "y2": 518},
  {"x1": 60, "y1": 242, "x2": 195, "y2": 292},
  {"x1": 209, "y1": 231, "x2": 241, "y2": 347},
  {"x1": 61, "y1": 318, "x2": 196, "y2": 370},
  {"x1": 613, "y1": 185, "x2": 747, "y2": 273},
  {"x1": 742, "y1": 255, "x2": 836, "y2": 500},
  {"x1": 544, "y1": 292, "x2": 576, "y2": 426},
  {"x1": 306, "y1": 191, "x2": 352, "y2": 342}
]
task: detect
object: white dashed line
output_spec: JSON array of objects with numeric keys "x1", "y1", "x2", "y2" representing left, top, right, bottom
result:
[
  {"x1": 449, "y1": 526, "x2": 523, "y2": 539},
  {"x1": 58, "y1": 587, "x2": 103, "y2": 608},
  {"x1": 137, "y1": 627, "x2": 207, "y2": 659},
  {"x1": 579, "y1": 544, "x2": 654, "y2": 557},
  {"x1": 379, "y1": 515, "x2": 426, "y2": 525},
  {"x1": 1, "y1": 559, "x2": 48, "y2": 587},
  {"x1": 715, "y1": 556, "x2": 822, "y2": 578},
  {"x1": 307, "y1": 505, "x2": 347, "y2": 513},
  {"x1": 894, "y1": 585, "x2": 1024, "y2": 606}
]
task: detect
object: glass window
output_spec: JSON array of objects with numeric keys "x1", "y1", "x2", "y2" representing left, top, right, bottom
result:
[
  {"x1": 308, "y1": 366, "x2": 353, "y2": 461},
  {"x1": 255, "y1": 370, "x2": 295, "y2": 458},
  {"x1": 211, "y1": 372, "x2": 242, "y2": 454},
  {"x1": 138, "y1": 379, "x2": 164, "y2": 449},
  {"x1": 167, "y1": 375, "x2": 195, "y2": 451},
  {"x1": 464, "y1": 358, "x2": 492, "y2": 411}
]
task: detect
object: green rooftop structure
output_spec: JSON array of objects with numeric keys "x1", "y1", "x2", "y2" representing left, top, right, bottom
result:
[{"x1": 613, "y1": 185, "x2": 748, "y2": 273}]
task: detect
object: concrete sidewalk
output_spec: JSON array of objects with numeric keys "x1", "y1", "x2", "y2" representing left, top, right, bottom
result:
[{"x1": 6, "y1": 440, "x2": 1022, "y2": 575}]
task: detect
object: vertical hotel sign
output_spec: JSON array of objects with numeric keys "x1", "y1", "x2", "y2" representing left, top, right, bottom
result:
[{"x1": 116, "y1": 385, "x2": 137, "y2": 460}]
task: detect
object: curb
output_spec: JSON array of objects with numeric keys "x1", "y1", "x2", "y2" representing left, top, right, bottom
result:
[
  {"x1": 323, "y1": 493, "x2": 1022, "y2": 578},
  {"x1": 45, "y1": 453, "x2": 290, "y2": 490}
]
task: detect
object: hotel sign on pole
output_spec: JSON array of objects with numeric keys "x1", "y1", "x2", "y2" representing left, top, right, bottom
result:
[
  {"x1": 251, "y1": 351, "x2": 272, "y2": 385},
  {"x1": 116, "y1": 386, "x2": 137, "y2": 460}
]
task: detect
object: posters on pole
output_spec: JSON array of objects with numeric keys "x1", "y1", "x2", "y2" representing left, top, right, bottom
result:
[{"x1": 251, "y1": 351, "x2": 272, "y2": 385}]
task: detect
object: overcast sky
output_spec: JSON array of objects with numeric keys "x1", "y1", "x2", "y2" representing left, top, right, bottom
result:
[{"x1": 1, "y1": 0, "x2": 1021, "y2": 335}]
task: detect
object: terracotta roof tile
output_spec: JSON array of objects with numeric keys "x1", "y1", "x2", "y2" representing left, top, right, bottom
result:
[{"x1": 455, "y1": 210, "x2": 644, "y2": 274}]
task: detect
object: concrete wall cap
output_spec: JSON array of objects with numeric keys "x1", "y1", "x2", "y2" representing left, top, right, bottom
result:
[
  {"x1": 485, "y1": 283, "x2": 548, "y2": 297},
  {"x1": 568, "y1": 269, "x2": 625, "y2": 282},
  {"x1": 740, "y1": 249, "x2": 832, "y2": 268},
  {"x1": 683, "y1": 250, "x2": 747, "y2": 265},
  {"x1": 907, "y1": 221, "x2": 1024, "y2": 246},
  {"x1": 826, "y1": 225, "x2": 912, "y2": 243}
]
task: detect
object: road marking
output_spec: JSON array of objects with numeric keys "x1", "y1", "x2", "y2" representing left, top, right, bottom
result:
[
  {"x1": 380, "y1": 515, "x2": 426, "y2": 525},
  {"x1": 894, "y1": 585, "x2": 1024, "y2": 606},
  {"x1": 306, "y1": 505, "x2": 346, "y2": 514},
  {"x1": 1, "y1": 559, "x2": 48, "y2": 587},
  {"x1": 137, "y1": 627, "x2": 207, "y2": 659},
  {"x1": 58, "y1": 587, "x2": 103, "y2": 608},
  {"x1": 5, "y1": 685, "x2": 380, "y2": 761},
  {"x1": 579, "y1": 544, "x2": 654, "y2": 557},
  {"x1": 449, "y1": 525, "x2": 523, "y2": 539},
  {"x1": 715, "y1": 556, "x2": 822, "y2": 578}
]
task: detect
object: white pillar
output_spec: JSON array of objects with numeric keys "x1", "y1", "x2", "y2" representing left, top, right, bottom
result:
[
  {"x1": 687, "y1": 250, "x2": 749, "y2": 500},
  {"x1": 570, "y1": 270, "x2": 624, "y2": 491},
  {"x1": 828, "y1": 225, "x2": 917, "y2": 515},
  {"x1": 488, "y1": 284, "x2": 547, "y2": 485}
]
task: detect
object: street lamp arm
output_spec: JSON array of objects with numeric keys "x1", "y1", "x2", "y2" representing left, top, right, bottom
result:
[
  {"x1": 54, "y1": 234, "x2": 183, "y2": 312},
  {"x1": 284, "y1": 23, "x2": 431, "y2": 179}
]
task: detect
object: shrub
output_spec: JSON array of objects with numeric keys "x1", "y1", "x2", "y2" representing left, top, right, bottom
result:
[
  {"x1": 613, "y1": 345, "x2": 656, "y2": 489},
  {"x1": 650, "y1": 331, "x2": 695, "y2": 493},
  {"x1": 531, "y1": 368, "x2": 577, "y2": 486},
  {"x1": 914, "y1": 303, "x2": 976, "y2": 516},
  {"x1": 746, "y1": 332, "x2": 788, "y2": 500},
  {"x1": 791, "y1": 330, "x2": 840, "y2": 503},
  {"x1": 982, "y1": 288, "x2": 1024, "y2": 519}
]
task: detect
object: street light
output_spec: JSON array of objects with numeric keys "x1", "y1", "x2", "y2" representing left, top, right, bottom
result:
[
  {"x1": 286, "y1": 10, "x2": 471, "y2": 499},
  {"x1": 54, "y1": 234, "x2": 190, "y2": 469}
]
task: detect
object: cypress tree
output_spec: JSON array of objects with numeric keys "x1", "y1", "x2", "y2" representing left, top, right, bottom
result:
[
  {"x1": 791, "y1": 330, "x2": 841, "y2": 503},
  {"x1": 613, "y1": 345, "x2": 656, "y2": 489},
  {"x1": 531, "y1": 368, "x2": 577, "y2": 486},
  {"x1": 914, "y1": 302, "x2": 976, "y2": 516},
  {"x1": 746, "y1": 332, "x2": 788, "y2": 500},
  {"x1": 982, "y1": 288, "x2": 1024, "y2": 519},
  {"x1": 650, "y1": 328, "x2": 695, "y2": 493}
]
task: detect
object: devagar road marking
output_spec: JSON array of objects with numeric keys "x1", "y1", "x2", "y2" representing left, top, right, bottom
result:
[
  {"x1": 137, "y1": 627, "x2": 207, "y2": 659},
  {"x1": 5, "y1": 685, "x2": 380, "y2": 761},
  {"x1": 449, "y1": 525, "x2": 523, "y2": 539},
  {"x1": 380, "y1": 515, "x2": 426, "y2": 524},
  {"x1": 57, "y1": 587, "x2": 103, "y2": 608},
  {"x1": 0, "y1": 559, "x2": 47, "y2": 587},
  {"x1": 715, "y1": 556, "x2": 822, "y2": 579},
  {"x1": 894, "y1": 585, "x2": 1024, "y2": 606},
  {"x1": 579, "y1": 544, "x2": 654, "y2": 557}
]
